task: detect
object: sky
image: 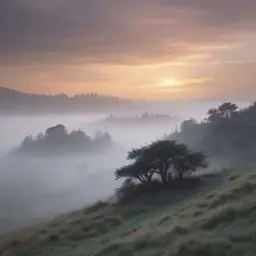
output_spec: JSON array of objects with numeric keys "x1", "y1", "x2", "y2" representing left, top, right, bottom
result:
[{"x1": 1, "y1": 0, "x2": 256, "y2": 100}]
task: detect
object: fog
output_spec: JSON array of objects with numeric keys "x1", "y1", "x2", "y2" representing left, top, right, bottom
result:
[
  {"x1": 0, "y1": 100, "x2": 250, "y2": 233},
  {"x1": 0, "y1": 114, "x2": 126, "y2": 233}
]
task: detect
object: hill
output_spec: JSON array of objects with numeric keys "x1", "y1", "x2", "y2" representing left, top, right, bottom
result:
[
  {"x1": 166, "y1": 102, "x2": 256, "y2": 167},
  {"x1": 0, "y1": 87, "x2": 132, "y2": 115},
  {"x1": 1, "y1": 163, "x2": 256, "y2": 256}
]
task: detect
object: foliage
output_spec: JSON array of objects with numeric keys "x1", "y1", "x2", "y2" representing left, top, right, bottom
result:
[
  {"x1": 166, "y1": 102, "x2": 256, "y2": 165},
  {"x1": 14, "y1": 124, "x2": 113, "y2": 156},
  {"x1": 115, "y1": 140, "x2": 207, "y2": 201},
  {"x1": 206, "y1": 102, "x2": 238, "y2": 122}
]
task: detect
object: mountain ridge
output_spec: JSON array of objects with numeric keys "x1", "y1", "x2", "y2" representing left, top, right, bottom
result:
[{"x1": 0, "y1": 87, "x2": 133, "y2": 115}]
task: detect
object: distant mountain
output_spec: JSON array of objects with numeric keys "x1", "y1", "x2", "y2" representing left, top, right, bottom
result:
[{"x1": 0, "y1": 87, "x2": 133, "y2": 115}]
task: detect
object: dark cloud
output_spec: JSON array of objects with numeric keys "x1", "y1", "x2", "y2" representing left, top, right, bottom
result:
[
  {"x1": 1, "y1": 0, "x2": 256, "y2": 65},
  {"x1": 164, "y1": 0, "x2": 256, "y2": 26}
]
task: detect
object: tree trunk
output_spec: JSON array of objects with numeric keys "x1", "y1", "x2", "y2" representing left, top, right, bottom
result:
[
  {"x1": 159, "y1": 171, "x2": 169, "y2": 187},
  {"x1": 178, "y1": 170, "x2": 183, "y2": 180}
]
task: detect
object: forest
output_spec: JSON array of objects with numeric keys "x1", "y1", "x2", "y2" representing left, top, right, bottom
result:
[{"x1": 166, "y1": 102, "x2": 256, "y2": 166}]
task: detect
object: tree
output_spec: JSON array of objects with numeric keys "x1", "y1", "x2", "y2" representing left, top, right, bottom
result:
[
  {"x1": 218, "y1": 102, "x2": 238, "y2": 119},
  {"x1": 93, "y1": 131, "x2": 112, "y2": 149},
  {"x1": 20, "y1": 135, "x2": 34, "y2": 151},
  {"x1": 206, "y1": 108, "x2": 220, "y2": 123},
  {"x1": 115, "y1": 140, "x2": 208, "y2": 188},
  {"x1": 45, "y1": 124, "x2": 68, "y2": 144},
  {"x1": 115, "y1": 159, "x2": 154, "y2": 185},
  {"x1": 206, "y1": 102, "x2": 238, "y2": 122},
  {"x1": 69, "y1": 130, "x2": 91, "y2": 145},
  {"x1": 141, "y1": 140, "x2": 185, "y2": 186},
  {"x1": 128, "y1": 146, "x2": 147, "y2": 160},
  {"x1": 172, "y1": 151, "x2": 208, "y2": 180}
]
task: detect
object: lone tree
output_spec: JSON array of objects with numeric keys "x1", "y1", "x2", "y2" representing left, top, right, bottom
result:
[{"x1": 115, "y1": 140, "x2": 208, "y2": 188}]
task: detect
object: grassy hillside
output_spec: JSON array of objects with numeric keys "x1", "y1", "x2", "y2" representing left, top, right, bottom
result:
[{"x1": 1, "y1": 164, "x2": 256, "y2": 256}]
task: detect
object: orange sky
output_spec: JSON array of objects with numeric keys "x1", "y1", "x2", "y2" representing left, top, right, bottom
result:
[{"x1": 1, "y1": 1, "x2": 256, "y2": 100}]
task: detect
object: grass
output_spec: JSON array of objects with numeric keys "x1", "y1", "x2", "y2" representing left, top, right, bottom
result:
[{"x1": 1, "y1": 165, "x2": 256, "y2": 256}]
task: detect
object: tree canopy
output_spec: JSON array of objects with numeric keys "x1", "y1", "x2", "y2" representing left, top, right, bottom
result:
[
  {"x1": 115, "y1": 140, "x2": 207, "y2": 188},
  {"x1": 166, "y1": 102, "x2": 256, "y2": 166},
  {"x1": 206, "y1": 102, "x2": 238, "y2": 123}
]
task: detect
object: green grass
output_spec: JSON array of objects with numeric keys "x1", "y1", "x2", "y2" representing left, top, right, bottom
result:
[{"x1": 1, "y1": 165, "x2": 256, "y2": 256}]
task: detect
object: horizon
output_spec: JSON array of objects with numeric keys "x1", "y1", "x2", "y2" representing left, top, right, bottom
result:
[
  {"x1": 0, "y1": 87, "x2": 253, "y2": 105},
  {"x1": 1, "y1": 1, "x2": 256, "y2": 100}
]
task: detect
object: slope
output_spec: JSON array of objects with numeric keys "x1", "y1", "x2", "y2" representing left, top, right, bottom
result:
[{"x1": 1, "y1": 164, "x2": 256, "y2": 256}]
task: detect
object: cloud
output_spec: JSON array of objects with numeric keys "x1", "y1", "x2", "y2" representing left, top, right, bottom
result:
[
  {"x1": 1, "y1": 1, "x2": 256, "y2": 100},
  {"x1": 1, "y1": 0, "x2": 256, "y2": 65}
]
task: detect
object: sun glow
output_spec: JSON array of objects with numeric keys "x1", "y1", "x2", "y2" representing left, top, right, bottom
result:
[{"x1": 160, "y1": 78, "x2": 181, "y2": 87}]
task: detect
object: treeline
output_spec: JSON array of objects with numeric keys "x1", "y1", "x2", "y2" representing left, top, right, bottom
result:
[
  {"x1": 12, "y1": 124, "x2": 113, "y2": 157},
  {"x1": 166, "y1": 102, "x2": 256, "y2": 165},
  {"x1": 100, "y1": 113, "x2": 176, "y2": 126},
  {"x1": 0, "y1": 87, "x2": 132, "y2": 114},
  {"x1": 115, "y1": 140, "x2": 207, "y2": 203}
]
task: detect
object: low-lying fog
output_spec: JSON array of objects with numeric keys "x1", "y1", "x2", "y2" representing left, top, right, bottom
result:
[{"x1": 0, "y1": 100, "x2": 249, "y2": 233}]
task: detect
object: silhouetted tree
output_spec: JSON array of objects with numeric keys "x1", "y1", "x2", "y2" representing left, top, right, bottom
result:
[
  {"x1": 20, "y1": 135, "x2": 34, "y2": 151},
  {"x1": 206, "y1": 102, "x2": 238, "y2": 122},
  {"x1": 115, "y1": 159, "x2": 154, "y2": 185},
  {"x1": 115, "y1": 140, "x2": 208, "y2": 187},
  {"x1": 45, "y1": 124, "x2": 68, "y2": 144},
  {"x1": 69, "y1": 130, "x2": 91, "y2": 145},
  {"x1": 172, "y1": 151, "x2": 208, "y2": 179},
  {"x1": 218, "y1": 102, "x2": 238, "y2": 119}
]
